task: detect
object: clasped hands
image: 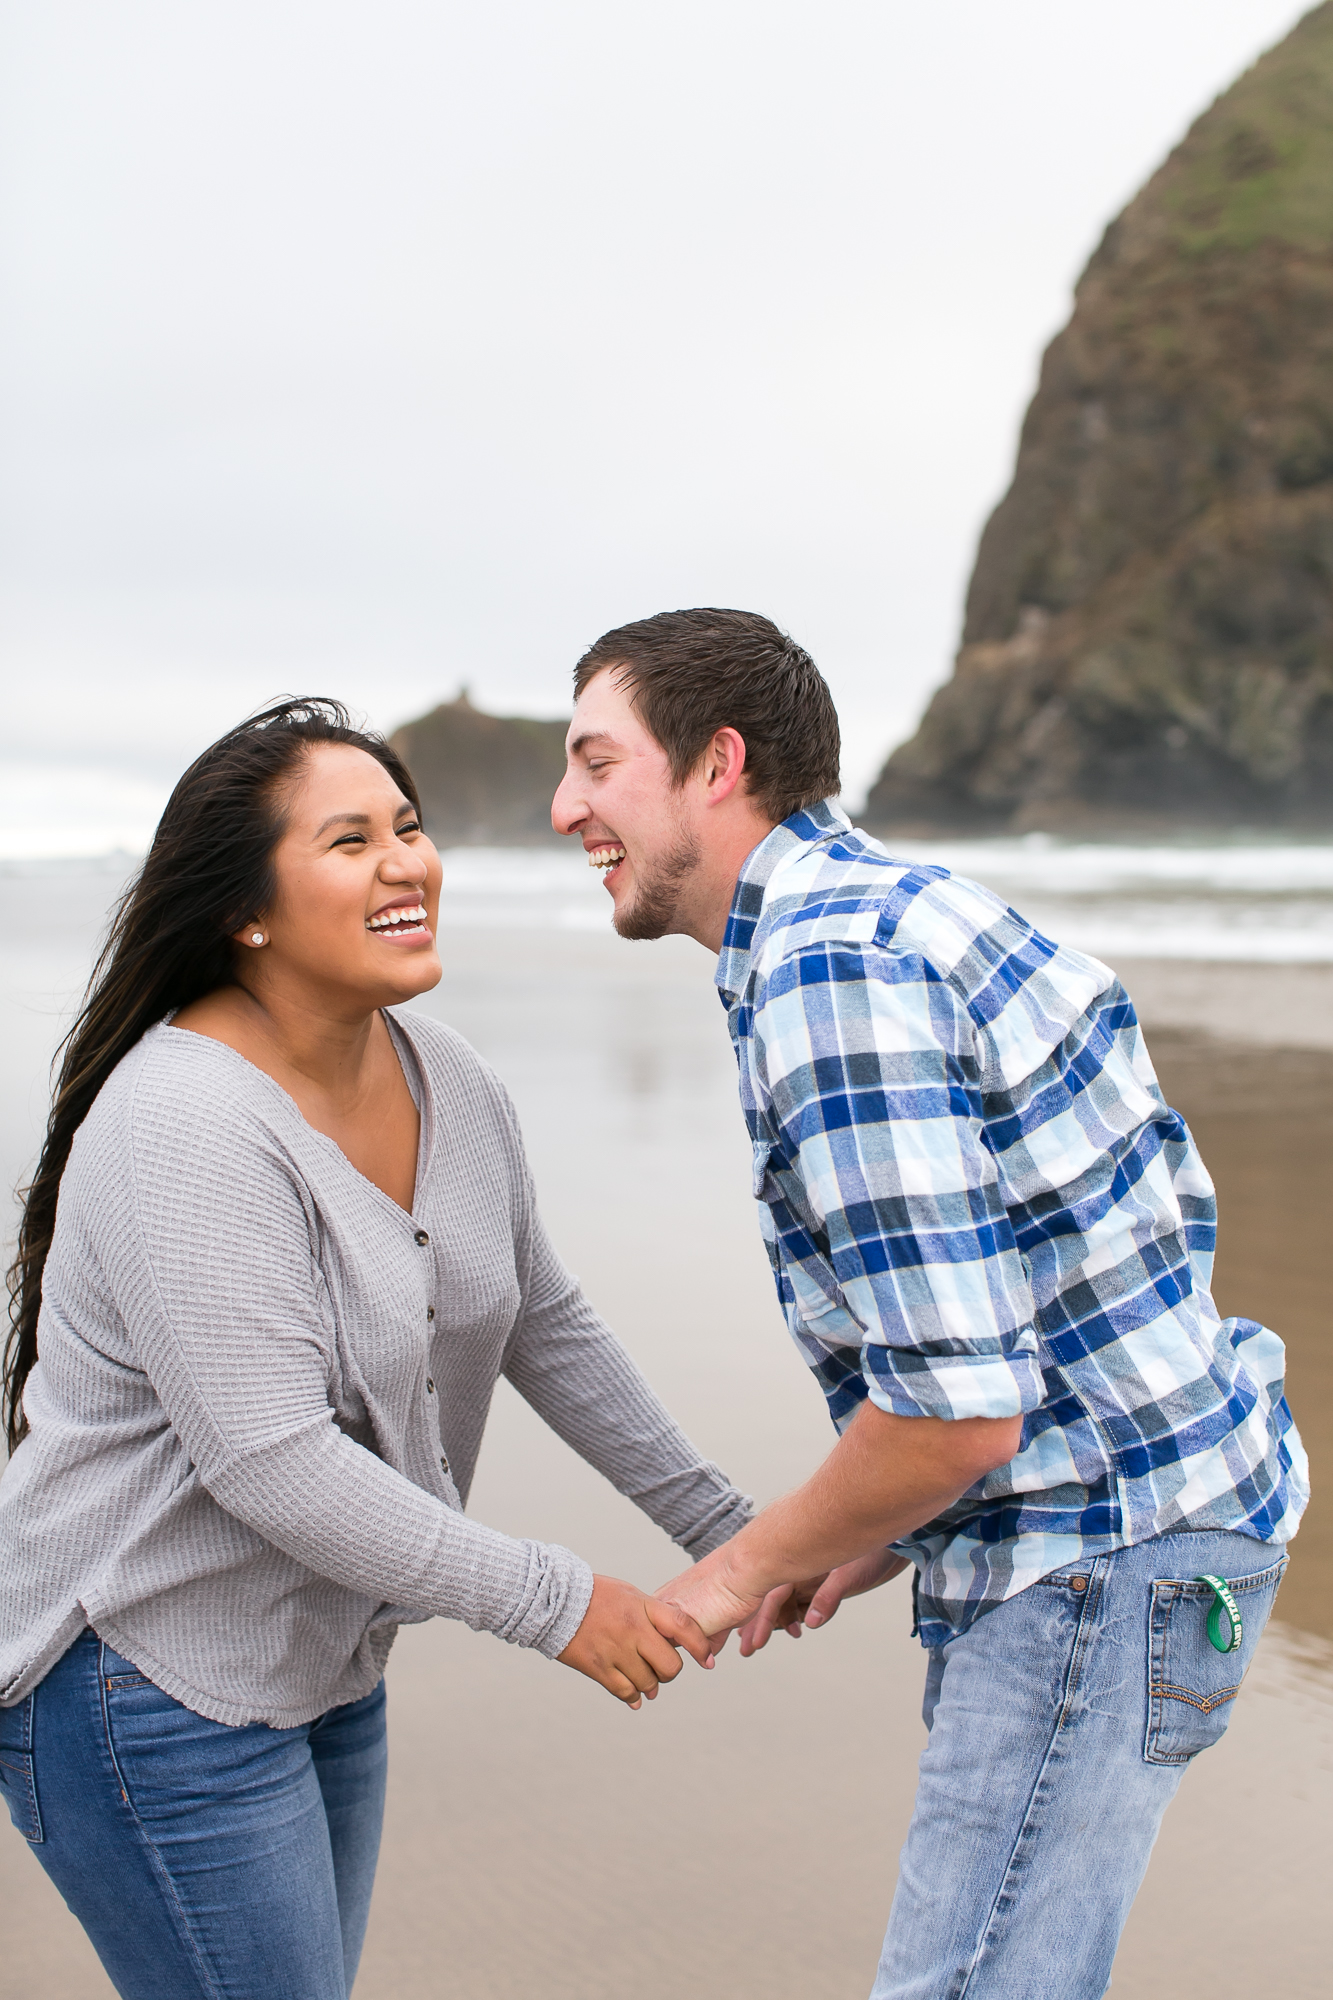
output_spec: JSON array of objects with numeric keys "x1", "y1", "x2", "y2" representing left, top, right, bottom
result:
[
  {"x1": 556, "y1": 1545, "x2": 908, "y2": 1710},
  {"x1": 556, "y1": 1401, "x2": 1024, "y2": 1709}
]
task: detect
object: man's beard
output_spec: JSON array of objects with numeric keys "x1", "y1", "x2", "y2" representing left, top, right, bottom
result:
[{"x1": 612, "y1": 829, "x2": 701, "y2": 941}]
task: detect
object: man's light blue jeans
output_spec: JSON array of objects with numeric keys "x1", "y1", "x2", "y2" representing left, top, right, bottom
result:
[
  {"x1": 873, "y1": 1529, "x2": 1288, "y2": 2000},
  {"x1": 0, "y1": 1628, "x2": 387, "y2": 1998}
]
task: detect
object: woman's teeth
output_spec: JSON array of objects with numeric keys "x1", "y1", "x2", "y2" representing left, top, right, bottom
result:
[
  {"x1": 588, "y1": 847, "x2": 626, "y2": 873},
  {"x1": 366, "y1": 904, "x2": 428, "y2": 932}
]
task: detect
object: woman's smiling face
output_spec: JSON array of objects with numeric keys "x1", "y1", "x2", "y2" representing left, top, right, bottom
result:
[{"x1": 248, "y1": 741, "x2": 444, "y2": 1009}]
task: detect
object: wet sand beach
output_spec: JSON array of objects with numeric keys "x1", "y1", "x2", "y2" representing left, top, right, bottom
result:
[
  {"x1": 1146, "y1": 1048, "x2": 1332, "y2": 1640},
  {"x1": 1, "y1": 896, "x2": 1329, "y2": 2000}
]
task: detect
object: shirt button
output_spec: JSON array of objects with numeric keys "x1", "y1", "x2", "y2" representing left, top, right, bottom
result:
[
  {"x1": 414, "y1": 1229, "x2": 430, "y2": 1247},
  {"x1": 426, "y1": 1378, "x2": 435, "y2": 1394},
  {"x1": 426, "y1": 1306, "x2": 435, "y2": 1321}
]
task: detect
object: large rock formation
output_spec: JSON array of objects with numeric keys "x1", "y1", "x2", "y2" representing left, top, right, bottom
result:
[
  {"x1": 866, "y1": 2, "x2": 1333, "y2": 833},
  {"x1": 390, "y1": 693, "x2": 569, "y2": 845}
]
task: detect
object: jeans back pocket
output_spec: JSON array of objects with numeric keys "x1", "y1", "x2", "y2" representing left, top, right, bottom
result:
[
  {"x1": 0, "y1": 1693, "x2": 43, "y2": 1843},
  {"x1": 1145, "y1": 1554, "x2": 1287, "y2": 1765}
]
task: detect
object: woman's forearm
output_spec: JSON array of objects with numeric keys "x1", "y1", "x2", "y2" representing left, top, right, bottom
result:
[
  {"x1": 504, "y1": 1285, "x2": 753, "y2": 1556},
  {"x1": 201, "y1": 1418, "x2": 594, "y2": 1657}
]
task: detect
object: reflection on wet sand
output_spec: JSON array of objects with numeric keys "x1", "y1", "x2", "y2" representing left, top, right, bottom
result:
[
  {"x1": 1150, "y1": 1032, "x2": 1332, "y2": 1641},
  {"x1": 0, "y1": 915, "x2": 1328, "y2": 2000}
]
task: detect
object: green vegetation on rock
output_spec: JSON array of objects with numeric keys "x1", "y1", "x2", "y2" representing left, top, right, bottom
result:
[
  {"x1": 390, "y1": 693, "x2": 569, "y2": 847},
  {"x1": 867, "y1": 1, "x2": 1333, "y2": 832}
]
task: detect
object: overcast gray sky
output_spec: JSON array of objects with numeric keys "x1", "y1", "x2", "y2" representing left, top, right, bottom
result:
[{"x1": 0, "y1": 0, "x2": 1314, "y2": 850}]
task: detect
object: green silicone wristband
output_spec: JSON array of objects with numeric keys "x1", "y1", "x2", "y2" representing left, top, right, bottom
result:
[{"x1": 1196, "y1": 1574, "x2": 1243, "y2": 1655}]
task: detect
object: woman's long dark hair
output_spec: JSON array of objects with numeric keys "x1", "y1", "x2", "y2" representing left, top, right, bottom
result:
[{"x1": 3, "y1": 698, "x2": 421, "y2": 1451}]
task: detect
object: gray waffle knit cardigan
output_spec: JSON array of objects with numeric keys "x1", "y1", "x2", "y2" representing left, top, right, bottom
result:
[{"x1": 0, "y1": 1011, "x2": 751, "y2": 1726}]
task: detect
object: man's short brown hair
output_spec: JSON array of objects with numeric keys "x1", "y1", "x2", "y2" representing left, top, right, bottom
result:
[{"x1": 573, "y1": 608, "x2": 840, "y2": 826}]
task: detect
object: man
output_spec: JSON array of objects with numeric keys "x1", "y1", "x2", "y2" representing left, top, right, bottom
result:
[{"x1": 551, "y1": 607, "x2": 1307, "y2": 1999}]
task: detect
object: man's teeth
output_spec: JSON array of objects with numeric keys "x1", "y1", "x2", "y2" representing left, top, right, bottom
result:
[
  {"x1": 588, "y1": 847, "x2": 626, "y2": 872},
  {"x1": 366, "y1": 904, "x2": 428, "y2": 930}
]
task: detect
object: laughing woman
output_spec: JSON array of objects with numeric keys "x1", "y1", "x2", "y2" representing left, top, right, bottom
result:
[{"x1": 0, "y1": 700, "x2": 748, "y2": 2000}]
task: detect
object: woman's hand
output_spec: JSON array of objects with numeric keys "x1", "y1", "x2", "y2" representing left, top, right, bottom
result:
[
  {"x1": 737, "y1": 1548, "x2": 910, "y2": 1657},
  {"x1": 557, "y1": 1574, "x2": 716, "y2": 1709}
]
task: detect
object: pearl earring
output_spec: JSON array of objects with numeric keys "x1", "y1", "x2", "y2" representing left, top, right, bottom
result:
[{"x1": 251, "y1": 932, "x2": 265, "y2": 945}]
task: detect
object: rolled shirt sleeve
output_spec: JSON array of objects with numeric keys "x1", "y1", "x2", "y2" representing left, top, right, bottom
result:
[{"x1": 748, "y1": 941, "x2": 1045, "y2": 1425}]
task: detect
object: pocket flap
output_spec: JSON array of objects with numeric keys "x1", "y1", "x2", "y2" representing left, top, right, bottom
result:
[{"x1": 1144, "y1": 1554, "x2": 1287, "y2": 1765}]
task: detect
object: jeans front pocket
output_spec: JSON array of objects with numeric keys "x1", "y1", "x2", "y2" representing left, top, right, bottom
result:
[
  {"x1": 99, "y1": 1641, "x2": 152, "y2": 1689},
  {"x1": 1144, "y1": 1554, "x2": 1287, "y2": 1765},
  {"x1": 0, "y1": 1693, "x2": 43, "y2": 1842}
]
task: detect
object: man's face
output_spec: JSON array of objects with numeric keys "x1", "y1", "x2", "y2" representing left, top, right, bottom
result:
[{"x1": 551, "y1": 667, "x2": 701, "y2": 940}]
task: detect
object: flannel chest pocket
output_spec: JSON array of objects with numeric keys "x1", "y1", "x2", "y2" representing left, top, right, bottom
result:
[
  {"x1": 0, "y1": 1693, "x2": 42, "y2": 1842},
  {"x1": 1144, "y1": 1555, "x2": 1287, "y2": 1765}
]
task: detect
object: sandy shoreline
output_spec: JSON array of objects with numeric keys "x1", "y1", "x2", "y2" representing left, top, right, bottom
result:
[
  {"x1": 1, "y1": 942, "x2": 1329, "y2": 2000},
  {"x1": 1110, "y1": 957, "x2": 1333, "y2": 1051}
]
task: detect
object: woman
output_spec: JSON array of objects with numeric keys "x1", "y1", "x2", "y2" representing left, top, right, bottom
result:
[{"x1": 0, "y1": 699, "x2": 749, "y2": 1999}]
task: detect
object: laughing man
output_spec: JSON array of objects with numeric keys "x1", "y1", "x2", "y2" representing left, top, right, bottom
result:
[{"x1": 551, "y1": 607, "x2": 1307, "y2": 2000}]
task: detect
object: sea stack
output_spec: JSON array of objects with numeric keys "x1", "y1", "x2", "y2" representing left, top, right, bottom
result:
[
  {"x1": 390, "y1": 693, "x2": 570, "y2": 846},
  {"x1": 866, "y1": 1, "x2": 1333, "y2": 834}
]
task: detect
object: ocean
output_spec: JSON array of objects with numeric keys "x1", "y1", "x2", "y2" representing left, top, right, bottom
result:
[
  {"x1": 5, "y1": 828, "x2": 1333, "y2": 958},
  {"x1": 374, "y1": 834, "x2": 1333, "y2": 961}
]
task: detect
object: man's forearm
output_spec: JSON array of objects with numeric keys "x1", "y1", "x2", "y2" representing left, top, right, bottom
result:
[
  {"x1": 659, "y1": 1402, "x2": 1022, "y2": 1636},
  {"x1": 721, "y1": 1403, "x2": 1020, "y2": 1592}
]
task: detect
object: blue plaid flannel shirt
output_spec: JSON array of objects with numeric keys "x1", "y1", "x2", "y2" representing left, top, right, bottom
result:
[{"x1": 716, "y1": 801, "x2": 1308, "y2": 1647}]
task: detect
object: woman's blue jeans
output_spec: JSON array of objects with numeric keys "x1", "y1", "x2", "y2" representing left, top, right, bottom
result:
[
  {"x1": 0, "y1": 1628, "x2": 387, "y2": 1999},
  {"x1": 872, "y1": 1529, "x2": 1289, "y2": 1999}
]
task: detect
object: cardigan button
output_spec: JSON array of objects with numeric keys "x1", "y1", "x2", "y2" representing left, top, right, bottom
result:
[
  {"x1": 426, "y1": 1306, "x2": 435, "y2": 1321},
  {"x1": 440, "y1": 1455, "x2": 449, "y2": 1473},
  {"x1": 414, "y1": 1229, "x2": 430, "y2": 1246},
  {"x1": 426, "y1": 1379, "x2": 435, "y2": 1394}
]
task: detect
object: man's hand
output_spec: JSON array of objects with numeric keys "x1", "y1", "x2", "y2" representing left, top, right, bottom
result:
[
  {"x1": 557, "y1": 1574, "x2": 715, "y2": 1709},
  {"x1": 651, "y1": 1549, "x2": 767, "y2": 1650},
  {"x1": 737, "y1": 1548, "x2": 910, "y2": 1656},
  {"x1": 656, "y1": 1402, "x2": 1021, "y2": 1653}
]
